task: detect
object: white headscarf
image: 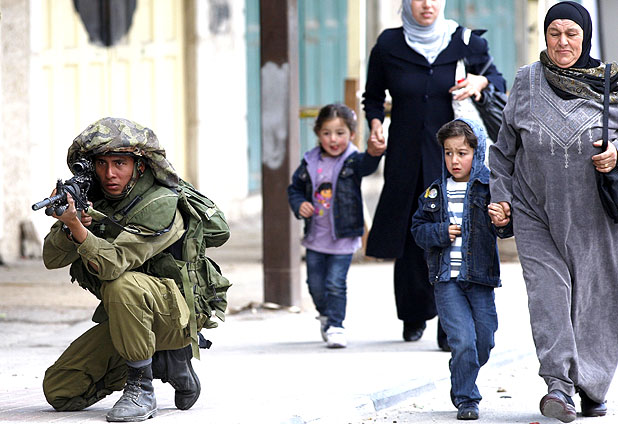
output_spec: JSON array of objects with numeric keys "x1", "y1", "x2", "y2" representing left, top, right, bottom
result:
[{"x1": 401, "y1": 0, "x2": 459, "y2": 64}]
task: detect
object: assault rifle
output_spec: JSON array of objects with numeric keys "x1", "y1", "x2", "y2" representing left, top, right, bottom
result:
[{"x1": 32, "y1": 158, "x2": 94, "y2": 216}]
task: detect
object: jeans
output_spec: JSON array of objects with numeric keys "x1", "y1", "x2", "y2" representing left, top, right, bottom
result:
[
  {"x1": 305, "y1": 249, "x2": 352, "y2": 329},
  {"x1": 434, "y1": 278, "x2": 497, "y2": 406}
]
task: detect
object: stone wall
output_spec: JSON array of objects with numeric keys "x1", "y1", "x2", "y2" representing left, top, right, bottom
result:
[{"x1": 0, "y1": 0, "x2": 33, "y2": 262}]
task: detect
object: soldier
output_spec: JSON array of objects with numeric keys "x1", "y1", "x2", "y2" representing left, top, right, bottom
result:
[{"x1": 41, "y1": 117, "x2": 200, "y2": 422}]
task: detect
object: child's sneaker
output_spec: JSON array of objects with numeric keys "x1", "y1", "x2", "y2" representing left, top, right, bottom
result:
[
  {"x1": 326, "y1": 326, "x2": 347, "y2": 348},
  {"x1": 317, "y1": 315, "x2": 328, "y2": 341}
]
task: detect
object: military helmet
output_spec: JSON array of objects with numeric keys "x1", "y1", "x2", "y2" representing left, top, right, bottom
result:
[{"x1": 67, "y1": 117, "x2": 179, "y2": 188}]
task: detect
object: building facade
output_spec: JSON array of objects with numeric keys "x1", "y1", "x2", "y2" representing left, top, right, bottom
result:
[{"x1": 0, "y1": 0, "x2": 598, "y2": 262}]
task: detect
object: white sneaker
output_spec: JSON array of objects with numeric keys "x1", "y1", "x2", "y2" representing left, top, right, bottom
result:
[
  {"x1": 326, "y1": 326, "x2": 347, "y2": 348},
  {"x1": 317, "y1": 316, "x2": 328, "y2": 341}
]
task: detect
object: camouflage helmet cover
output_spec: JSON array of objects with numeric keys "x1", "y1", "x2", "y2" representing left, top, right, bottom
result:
[{"x1": 67, "y1": 117, "x2": 179, "y2": 188}]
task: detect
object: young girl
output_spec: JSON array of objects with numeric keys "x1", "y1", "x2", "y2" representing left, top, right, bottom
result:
[{"x1": 287, "y1": 103, "x2": 385, "y2": 348}]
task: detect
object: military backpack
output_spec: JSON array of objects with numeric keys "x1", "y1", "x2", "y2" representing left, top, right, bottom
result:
[
  {"x1": 139, "y1": 179, "x2": 231, "y2": 358},
  {"x1": 84, "y1": 178, "x2": 231, "y2": 359}
]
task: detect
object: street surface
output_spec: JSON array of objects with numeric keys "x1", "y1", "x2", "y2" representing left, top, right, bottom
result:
[
  {"x1": 356, "y1": 262, "x2": 618, "y2": 424},
  {"x1": 1, "y1": 200, "x2": 614, "y2": 423},
  {"x1": 360, "y1": 353, "x2": 618, "y2": 424}
]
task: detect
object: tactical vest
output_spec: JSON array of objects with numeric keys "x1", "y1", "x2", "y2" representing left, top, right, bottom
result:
[{"x1": 70, "y1": 170, "x2": 231, "y2": 357}]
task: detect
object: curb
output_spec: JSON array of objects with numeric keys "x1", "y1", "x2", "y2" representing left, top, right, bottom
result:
[
  {"x1": 280, "y1": 346, "x2": 535, "y2": 423},
  {"x1": 369, "y1": 378, "x2": 442, "y2": 411}
]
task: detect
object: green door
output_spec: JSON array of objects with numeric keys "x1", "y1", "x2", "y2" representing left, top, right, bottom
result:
[
  {"x1": 445, "y1": 0, "x2": 517, "y2": 89},
  {"x1": 298, "y1": 0, "x2": 348, "y2": 155},
  {"x1": 245, "y1": 0, "x2": 348, "y2": 192},
  {"x1": 245, "y1": 0, "x2": 261, "y2": 192}
]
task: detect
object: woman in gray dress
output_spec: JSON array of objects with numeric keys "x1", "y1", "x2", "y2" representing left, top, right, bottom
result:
[{"x1": 488, "y1": 2, "x2": 618, "y2": 422}]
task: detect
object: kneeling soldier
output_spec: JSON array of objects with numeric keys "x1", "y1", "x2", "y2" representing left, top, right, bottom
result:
[{"x1": 42, "y1": 117, "x2": 201, "y2": 422}]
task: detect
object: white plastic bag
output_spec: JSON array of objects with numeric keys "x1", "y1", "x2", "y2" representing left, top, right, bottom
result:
[{"x1": 451, "y1": 59, "x2": 492, "y2": 163}]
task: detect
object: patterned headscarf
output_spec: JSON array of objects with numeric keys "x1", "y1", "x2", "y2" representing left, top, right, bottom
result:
[
  {"x1": 401, "y1": 0, "x2": 458, "y2": 64},
  {"x1": 67, "y1": 117, "x2": 179, "y2": 188},
  {"x1": 540, "y1": 52, "x2": 618, "y2": 103}
]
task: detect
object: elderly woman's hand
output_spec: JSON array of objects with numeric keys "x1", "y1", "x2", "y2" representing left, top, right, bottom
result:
[
  {"x1": 449, "y1": 74, "x2": 489, "y2": 102},
  {"x1": 592, "y1": 140, "x2": 618, "y2": 173}
]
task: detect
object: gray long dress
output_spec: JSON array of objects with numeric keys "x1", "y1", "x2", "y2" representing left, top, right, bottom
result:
[{"x1": 490, "y1": 61, "x2": 618, "y2": 403}]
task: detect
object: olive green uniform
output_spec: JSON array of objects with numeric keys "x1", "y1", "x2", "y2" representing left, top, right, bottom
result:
[{"x1": 42, "y1": 169, "x2": 190, "y2": 411}]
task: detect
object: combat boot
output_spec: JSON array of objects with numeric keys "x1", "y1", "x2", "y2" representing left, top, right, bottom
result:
[
  {"x1": 106, "y1": 364, "x2": 157, "y2": 422},
  {"x1": 152, "y1": 344, "x2": 201, "y2": 410}
]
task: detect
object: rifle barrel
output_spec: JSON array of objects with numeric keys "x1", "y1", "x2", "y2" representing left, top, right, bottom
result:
[{"x1": 32, "y1": 192, "x2": 65, "y2": 211}]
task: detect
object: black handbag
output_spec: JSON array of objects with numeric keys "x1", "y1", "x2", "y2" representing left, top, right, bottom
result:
[
  {"x1": 472, "y1": 56, "x2": 508, "y2": 141},
  {"x1": 595, "y1": 63, "x2": 618, "y2": 223}
]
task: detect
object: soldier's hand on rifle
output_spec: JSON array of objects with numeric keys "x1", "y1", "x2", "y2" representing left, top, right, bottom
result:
[
  {"x1": 49, "y1": 190, "x2": 88, "y2": 243},
  {"x1": 49, "y1": 189, "x2": 75, "y2": 222},
  {"x1": 80, "y1": 202, "x2": 94, "y2": 227}
]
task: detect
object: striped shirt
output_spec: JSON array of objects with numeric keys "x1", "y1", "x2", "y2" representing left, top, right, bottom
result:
[{"x1": 446, "y1": 178, "x2": 467, "y2": 278}]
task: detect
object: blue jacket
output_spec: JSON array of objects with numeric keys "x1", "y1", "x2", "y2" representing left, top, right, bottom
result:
[
  {"x1": 411, "y1": 118, "x2": 513, "y2": 287},
  {"x1": 287, "y1": 144, "x2": 382, "y2": 238}
]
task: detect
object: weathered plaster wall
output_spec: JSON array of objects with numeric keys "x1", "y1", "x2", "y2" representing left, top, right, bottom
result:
[{"x1": 0, "y1": 0, "x2": 32, "y2": 262}]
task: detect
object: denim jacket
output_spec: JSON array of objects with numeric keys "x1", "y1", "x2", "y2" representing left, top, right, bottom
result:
[
  {"x1": 287, "y1": 144, "x2": 381, "y2": 238},
  {"x1": 411, "y1": 118, "x2": 513, "y2": 287}
]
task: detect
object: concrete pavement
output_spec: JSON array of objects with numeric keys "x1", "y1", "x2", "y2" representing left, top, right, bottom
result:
[{"x1": 0, "y1": 198, "x2": 541, "y2": 424}]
